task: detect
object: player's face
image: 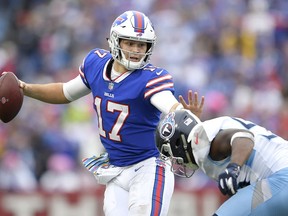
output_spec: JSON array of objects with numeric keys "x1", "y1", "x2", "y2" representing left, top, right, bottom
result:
[{"x1": 120, "y1": 39, "x2": 148, "y2": 62}]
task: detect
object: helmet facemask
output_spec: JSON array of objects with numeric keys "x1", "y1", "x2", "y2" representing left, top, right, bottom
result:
[{"x1": 160, "y1": 135, "x2": 198, "y2": 178}]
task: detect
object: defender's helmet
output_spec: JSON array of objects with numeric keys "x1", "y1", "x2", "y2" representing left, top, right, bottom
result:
[
  {"x1": 108, "y1": 10, "x2": 156, "y2": 70},
  {"x1": 155, "y1": 110, "x2": 200, "y2": 177}
]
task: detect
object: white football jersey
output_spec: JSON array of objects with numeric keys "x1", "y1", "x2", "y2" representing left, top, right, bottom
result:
[{"x1": 189, "y1": 116, "x2": 288, "y2": 185}]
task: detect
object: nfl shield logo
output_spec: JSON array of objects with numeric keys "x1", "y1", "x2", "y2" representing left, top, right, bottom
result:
[{"x1": 108, "y1": 82, "x2": 114, "y2": 90}]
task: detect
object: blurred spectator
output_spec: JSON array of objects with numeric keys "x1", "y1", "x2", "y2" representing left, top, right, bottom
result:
[
  {"x1": 39, "y1": 153, "x2": 81, "y2": 192},
  {"x1": 0, "y1": 150, "x2": 37, "y2": 192}
]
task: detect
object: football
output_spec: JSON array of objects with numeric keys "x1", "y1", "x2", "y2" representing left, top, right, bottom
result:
[{"x1": 0, "y1": 72, "x2": 24, "y2": 123}]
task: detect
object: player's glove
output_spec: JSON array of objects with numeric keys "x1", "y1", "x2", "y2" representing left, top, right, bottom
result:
[
  {"x1": 82, "y1": 152, "x2": 110, "y2": 174},
  {"x1": 218, "y1": 163, "x2": 241, "y2": 196},
  {"x1": 82, "y1": 152, "x2": 123, "y2": 185}
]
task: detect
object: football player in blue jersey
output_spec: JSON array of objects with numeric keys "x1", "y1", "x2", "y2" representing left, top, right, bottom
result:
[
  {"x1": 156, "y1": 109, "x2": 288, "y2": 216},
  {"x1": 12, "y1": 10, "x2": 204, "y2": 215}
]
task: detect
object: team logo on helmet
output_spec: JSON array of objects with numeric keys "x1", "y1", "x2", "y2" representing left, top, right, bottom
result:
[
  {"x1": 112, "y1": 13, "x2": 128, "y2": 27},
  {"x1": 159, "y1": 112, "x2": 176, "y2": 140}
]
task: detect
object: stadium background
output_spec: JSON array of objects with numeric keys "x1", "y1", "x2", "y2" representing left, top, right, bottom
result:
[{"x1": 0, "y1": 0, "x2": 288, "y2": 215}]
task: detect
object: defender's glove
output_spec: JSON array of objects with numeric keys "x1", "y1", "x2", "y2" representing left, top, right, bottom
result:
[
  {"x1": 82, "y1": 152, "x2": 110, "y2": 174},
  {"x1": 218, "y1": 163, "x2": 241, "y2": 196}
]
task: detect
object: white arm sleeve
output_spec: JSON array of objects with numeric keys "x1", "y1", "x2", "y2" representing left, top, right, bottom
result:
[
  {"x1": 150, "y1": 90, "x2": 179, "y2": 114},
  {"x1": 63, "y1": 75, "x2": 91, "y2": 101}
]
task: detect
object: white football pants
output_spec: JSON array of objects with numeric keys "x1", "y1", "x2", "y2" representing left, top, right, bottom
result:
[{"x1": 103, "y1": 157, "x2": 175, "y2": 216}]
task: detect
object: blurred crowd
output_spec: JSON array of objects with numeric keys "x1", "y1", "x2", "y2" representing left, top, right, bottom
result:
[{"x1": 0, "y1": 0, "x2": 288, "y2": 192}]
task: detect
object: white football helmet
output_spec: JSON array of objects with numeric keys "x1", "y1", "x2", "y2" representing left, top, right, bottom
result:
[{"x1": 108, "y1": 10, "x2": 156, "y2": 70}]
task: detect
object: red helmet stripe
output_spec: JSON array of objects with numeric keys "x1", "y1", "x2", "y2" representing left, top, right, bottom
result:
[{"x1": 133, "y1": 11, "x2": 145, "y2": 33}]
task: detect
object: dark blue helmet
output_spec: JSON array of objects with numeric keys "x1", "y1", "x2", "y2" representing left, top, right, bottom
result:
[{"x1": 155, "y1": 109, "x2": 200, "y2": 177}]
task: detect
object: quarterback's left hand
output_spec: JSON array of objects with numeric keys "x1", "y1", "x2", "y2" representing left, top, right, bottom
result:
[
  {"x1": 218, "y1": 163, "x2": 241, "y2": 196},
  {"x1": 178, "y1": 90, "x2": 204, "y2": 118}
]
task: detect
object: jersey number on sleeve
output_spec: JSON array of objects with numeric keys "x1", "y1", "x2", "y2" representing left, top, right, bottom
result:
[
  {"x1": 94, "y1": 49, "x2": 108, "y2": 58},
  {"x1": 95, "y1": 97, "x2": 129, "y2": 142}
]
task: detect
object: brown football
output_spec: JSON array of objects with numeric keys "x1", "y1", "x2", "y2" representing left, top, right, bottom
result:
[{"x1": 0, "y1": 72, "x2": 24, "y2": 123}]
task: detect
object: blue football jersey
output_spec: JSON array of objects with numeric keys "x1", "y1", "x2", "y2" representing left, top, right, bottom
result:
[{"x1": 79, "y1": 48, "x2": 175, "y2": 166}]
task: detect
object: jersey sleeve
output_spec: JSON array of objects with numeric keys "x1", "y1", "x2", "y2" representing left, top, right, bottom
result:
[
  {"x1": 79, "y1": 51, "x2": 93, "y2": 89},
  {"x1": 202, "y1": 117, "x2": 231, "y2": 141},
  {"x1": 79, "y1": 48, "x2": 111, "y2": 89},
  {"x1": 144, "y1": 66, "x2": 175, "y2": 99},
  {"x1": 203, "y1": 116, "x2": 255, "y2": 142}
]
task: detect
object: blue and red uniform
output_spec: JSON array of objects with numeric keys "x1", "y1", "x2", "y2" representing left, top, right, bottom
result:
[{"x1": 80, "y1": 48, "x2": 174, "y2": 167}]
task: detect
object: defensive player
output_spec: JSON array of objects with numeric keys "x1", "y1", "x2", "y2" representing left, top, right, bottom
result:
[
  {"x1": 11, "y1": 11, "x2": 204, "y2": 216},
  {"x1": 156, "y1": 109, "x2": 288, "y2": 216}
]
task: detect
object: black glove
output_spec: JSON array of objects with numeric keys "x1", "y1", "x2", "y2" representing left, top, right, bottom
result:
[{"x1": 218, "y1": 163, "x2": 241, "y2": 196}]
